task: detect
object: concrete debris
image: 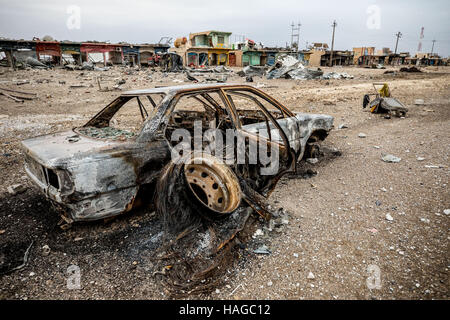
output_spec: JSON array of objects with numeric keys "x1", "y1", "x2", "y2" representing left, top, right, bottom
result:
[
  {"x1": 252, "y1": 229, "x2": 264, "y2": 238},
  {"x1": 414, "y1": 99, "x2": 424, "y2": 105},
  {"x1": 212, "y1": 66, "x2": 232, "y2": 73},
  {"x1": 253, "y1": 245, "x2": 271, "y2": 255},
  {"x1": 338, "y1": 124, "x2": 348, "y2": 129},
  {"x1": 240, "y1": 65, "x2": 266, "y2": 77},
  {"x1": 41, "y1": 245, "x2": 51, "y2": 256},
  {"x1": 266, "y1": 54, "x2": 320, "y2": 80},
  {"x1": 358, "y1": 133, "x2": 367, "y2": 138},
  {"x1": 381, "y1": 154, "x2": 401, "y2": 163},
  {"x1": 7, "y1": 184, "x2": 26, "y2": 195},
  {"x1": 24, "y1": 57, "x2": 48, "y2": 69},
  {"x1": 424, "y1": 164, "x2": 447, "y2": 169},
  {"x1": 81, "y1": 61, "x2": 94, "y2": 70},
  {"x1": 306, "y1": 158, "x2": 319, "y2": 164},
  {"x1": 265, "y1": 54, "x2": 353, "y2": 81},
  {"x1": 322, "y1": 72, "x2": 354, "y2": 79}
]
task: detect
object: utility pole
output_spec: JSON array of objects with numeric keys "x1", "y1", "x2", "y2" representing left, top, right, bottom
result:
[
  {"x1": 431, "y1": 39, "x2": 436, "y2": 56},
  {"x1": 394, "y1": 31, "x2": 402, "y2": 54},
  {"x1": 329, "y1": 20, "x2": 337, "y2": 67},
  {"x1": 291, "y1": 22, "x2": 301, "y2": 52},
  {"x1": 417, "y1": 27, "x2": 424, "y2": 52}
]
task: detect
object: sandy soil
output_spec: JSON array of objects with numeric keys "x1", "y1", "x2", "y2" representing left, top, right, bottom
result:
[{"x1": 0, "y1": 64, "x2": 448, "y2": 300}]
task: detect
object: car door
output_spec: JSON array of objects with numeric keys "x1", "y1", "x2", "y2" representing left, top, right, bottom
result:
[{"x1": 220, "y1": 87, "x2": 296, "y2": 195}]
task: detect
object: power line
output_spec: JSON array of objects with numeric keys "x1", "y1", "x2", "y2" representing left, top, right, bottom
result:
[
  {"x1": 431, "y1": 39, "x2": 436, "y2": 56},
  {"x1": 290, "y1": 22, "x2": 301, "y2": 51}
]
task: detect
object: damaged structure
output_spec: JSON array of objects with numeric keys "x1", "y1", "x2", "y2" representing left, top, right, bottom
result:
[
  {"x1": 170, "y1": 31, "x2": 233, "y2": 67},
  {"x1": 21, "y1": 84, "x2": 333, "y2": 226}
]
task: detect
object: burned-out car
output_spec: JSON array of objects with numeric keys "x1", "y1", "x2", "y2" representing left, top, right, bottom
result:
[{"x1": 21, "y1": 84, "x2": 333, "y2": 225}]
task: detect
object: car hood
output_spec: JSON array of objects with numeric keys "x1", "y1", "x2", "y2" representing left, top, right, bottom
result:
[{"x1": 21, "y1": 129, "x2": 124, "y2": 168}]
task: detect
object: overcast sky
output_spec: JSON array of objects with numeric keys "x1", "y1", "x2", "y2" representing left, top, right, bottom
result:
[{"x1": 1, "y1": 0, "x2": 449, "y2": 56}]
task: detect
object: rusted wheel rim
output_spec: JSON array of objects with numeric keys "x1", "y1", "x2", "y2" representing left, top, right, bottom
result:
[{"x1": 184, "y1": 156, "x2": 241, "y2": 214}]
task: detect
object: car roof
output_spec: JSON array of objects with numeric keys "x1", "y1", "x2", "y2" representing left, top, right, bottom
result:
[{"x1": 121, "y1": 83, "x2": 249, "y2": 96}]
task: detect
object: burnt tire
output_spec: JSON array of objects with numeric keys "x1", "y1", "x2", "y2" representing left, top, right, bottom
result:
[
  {"x1": 155, "y1": 161, "x2": 203, "y2": 233},
  {"x1": 155, "y1": 156, "x2": 242, "y2": 233}
]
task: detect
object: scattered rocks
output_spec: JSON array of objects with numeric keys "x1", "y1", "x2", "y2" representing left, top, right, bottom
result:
[
  {"x1": 424, "y1": 164, "x2": 447, "y2": 169},
  {"x1": 443, "y1": 209, "x2": 450, "y2": 216},
  {"x1": 307, "y1": 272, "x2": 315, "y2": 280},
  {"x1": 306, "y1": 158, "x2": 319, "y2": 164},
  {"x1": 252, "y1": 229, "x2": 264, "y2": 238},
  {"x1": 414, "y1": 99, "x2": 424, "y2": 105},
  {"x1": 381, "y1": 154, "x2": 401, "y2": 163},
  {"x1": 386, "y1": 213, "x2": 394, "y2": 221},
  {"x1": 416, "y1": 157, "x2": 425, "y2": 161},
  {"x1": 338, "y1": 124, "x2": 348, "y2": 129},
  {"x1": 253, "y1": 245, "x2": 271, "y2": 255},
  {"x1": 42, "y1": 245, "x2": 51, "y2": 256}
]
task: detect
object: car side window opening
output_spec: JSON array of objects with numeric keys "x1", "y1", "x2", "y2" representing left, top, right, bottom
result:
[
  {"x1": 225, "y1": 90, "x2": 287, "y2": 146},
  {"x1": 165, "y1": 90, "x2": 235, "y2": 150},
  {"x1": 79, "y1": 94, "x2": 163, "y2": 140}
]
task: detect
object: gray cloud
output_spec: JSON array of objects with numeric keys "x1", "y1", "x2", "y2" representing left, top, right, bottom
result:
[{"x1": 0, "y1": 0, "x2": 449, "y2": 56}]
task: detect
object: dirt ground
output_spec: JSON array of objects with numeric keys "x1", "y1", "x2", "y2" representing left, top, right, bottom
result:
[{"x1": 0, "y1": 64, "x2": 448, "y2": 300}]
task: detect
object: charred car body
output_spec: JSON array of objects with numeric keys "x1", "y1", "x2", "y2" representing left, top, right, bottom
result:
[{"x1": 21, "y1": 84, "x2": 333, "y2": 224}]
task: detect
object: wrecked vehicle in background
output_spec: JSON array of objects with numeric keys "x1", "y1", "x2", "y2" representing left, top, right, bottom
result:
[
  {"x1": 21, "y1": 84, "x2": 333, "y2": 227},
  {"x1": 363, "y1": 83, "x2": 408, "y2": 117}
]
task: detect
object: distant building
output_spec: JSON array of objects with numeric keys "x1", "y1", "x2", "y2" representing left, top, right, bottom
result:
[
  {"x1": 170, "y1": 30, "x2": 232, "y2": 67},
  {"x1": 138, "y1": 43, "x2": 170, "y2": 66},
  {"x1": 353, "y1": 46, "x2": 411, "y2": 66},
  {"x1": 353, "y1": 47, "x2": 376, "y2": 66},
  {"x1": 305, "y1": 43, "x2": 352, "y2": 67},
  {"x1": 406, "y1": 53, "x2": 446, "y2": 66}
]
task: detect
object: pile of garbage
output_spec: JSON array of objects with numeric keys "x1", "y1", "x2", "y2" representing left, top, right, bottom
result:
[
  {"x1": 266, "y1": 54, "x2": 322, "y2": 80},
  {"x1": 322, "y1": 71, "x2": 354, "y2": 79},
  {"x1": 239, "y1": 54, "x2": 354, "y2": 81}
]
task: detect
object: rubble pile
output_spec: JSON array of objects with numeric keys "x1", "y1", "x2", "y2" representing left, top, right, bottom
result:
[{"x1": 265, "y1": 54, "x2": 353, "y2": 80}]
